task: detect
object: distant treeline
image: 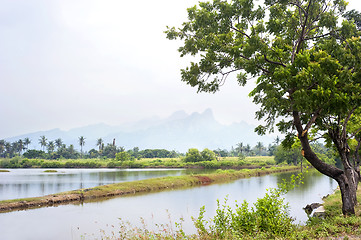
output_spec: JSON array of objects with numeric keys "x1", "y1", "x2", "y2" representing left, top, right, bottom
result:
[
  {"x1": 0, "y1": 135, "x2": 279, "y2": 160},
  {"x1": 0, "y1": 136, "x2": 339, "y2": 167}
]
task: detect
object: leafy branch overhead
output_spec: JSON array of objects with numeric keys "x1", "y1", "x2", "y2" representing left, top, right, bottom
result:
[
  {"x1": 166, "y1": 0, "x2": 361, "y2": 136},
  {"x1": 167, "y1": 0, "x2": 361, "y2": 215}
]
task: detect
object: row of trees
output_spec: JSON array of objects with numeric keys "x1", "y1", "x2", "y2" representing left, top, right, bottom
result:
[
  {"x1": 0, "y1": 136, "x2": 184, "y2": 159},
  {"x1": 1, "y1": 135, "x2": 281, "y2": 160},
  {"x1": 0, "y1": 132, "x2": 280, "y2": 160},
  {"x1": 215, "y1": 139, "x2": 280, "y2": 158}
]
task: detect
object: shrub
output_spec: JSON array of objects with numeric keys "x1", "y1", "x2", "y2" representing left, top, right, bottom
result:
[
  {"x1": 201, "y1": 148, "x2": 217, "y2": 161},
  {"x1": 20, "y1": 158, "x2": 32, "y2": 168},
  {"x1": 107, "y1": 161, "x2": 119, "y2": 168},
  {"x1": 194, "y1": 173, "x2": 304, "y2": 239},
  {"x1": 115, "y1": 152, "x2": 132, "y2": 161},
  {"x1": 41, "y1": 161, "x2": 64, "y2": 168},
  {"x1": 184, "y1": 148, "x2": 203, "y2": 162}
]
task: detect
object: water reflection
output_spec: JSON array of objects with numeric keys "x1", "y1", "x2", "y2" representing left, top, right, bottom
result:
[
  {"x1": 0, "y1": 169, "x2": 338, "y2": 240},
  {"x1": 0, "y1": 168, "x2": 211, "y2": 201}
]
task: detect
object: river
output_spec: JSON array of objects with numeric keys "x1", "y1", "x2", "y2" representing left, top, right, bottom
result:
[
  {"x1": 0, "y1": 169, "x2": 337, "y2": 240},
  {"x1": 0, "y1": 168, "x2": 212, "y2": 201}
]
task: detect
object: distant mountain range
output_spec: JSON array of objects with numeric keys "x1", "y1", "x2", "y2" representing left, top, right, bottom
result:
[{"x1": 5, "y1": 109, "x2": 274, "y2": 152}]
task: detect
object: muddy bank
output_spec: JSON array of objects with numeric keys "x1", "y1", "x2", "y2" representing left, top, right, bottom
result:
[{"x1": 0, "y1": 166, "x2": 299, "y2": 213}]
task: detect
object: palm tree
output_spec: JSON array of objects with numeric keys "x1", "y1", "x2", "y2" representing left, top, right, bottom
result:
[
  {"x1": 55, "y1": 138, "x2": 63, "y2": 150},
  {"x1": 68, "y1": 144, "x2": 76, "y2": 158},
  {"x1": 17, "y1": 139, "x2": 24, "y2": 155},
  {"x1": 47, "y1": 141, "x2": 55, "y2": 153},
  {"x1": 0, "y1": 140, "x2": 5, "y2": 157},
  {"x1": 11, "y1": 141, "x2": 19, "y2": 157},
  {"x1": 23, "y1": 138, "x2": 31, "y2": 151},
  {"x1": 96, "y1": 138, "x2": 103, "y2": 151},
  {"x1": 79, "y1": 136, "x2": 85, "y2": 158},
  {"x1": 4, "y1": 142, "x2": 11, "y2": 157},
  {"x1": 255, "y1": 142, "x2": 265, "y2": 156},
  {"x1": 236, "y1": 142, "x2": 244, "y2": 154},
  {"x1": 39, "y1": 136, "x2": 47, "y2": 151},
  {"x1": 244, "y1": 144, "x2": 251, "y2": 156}
]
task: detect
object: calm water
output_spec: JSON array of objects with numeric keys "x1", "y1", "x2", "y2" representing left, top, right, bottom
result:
[
  {"x1": 0, "y1": 168, "x2": 211, "y2": 201},
  {"x1": 0, "y1": 169, "x2": 337, "y2": 240}
]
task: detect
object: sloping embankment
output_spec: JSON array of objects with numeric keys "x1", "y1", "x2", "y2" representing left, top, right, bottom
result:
[{"x1": 0, "y1": 166, "x2": 299, "y2": 212}]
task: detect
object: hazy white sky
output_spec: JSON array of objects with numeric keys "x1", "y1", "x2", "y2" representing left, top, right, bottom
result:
[{"x1": 1, "y1": 0, "x2": 361, "y2": 139}]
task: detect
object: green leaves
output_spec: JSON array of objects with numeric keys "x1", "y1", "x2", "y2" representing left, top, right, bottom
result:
[
  {"x1": 194, "y1": 179, "x2": 298, "y2": 238},
  {"x1": 167, "y1": 0, "x2": 361, "y2": 139}
]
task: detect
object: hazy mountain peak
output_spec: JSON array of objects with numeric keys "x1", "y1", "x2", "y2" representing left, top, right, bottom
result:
[
  {"x1": 167, "y1": 110, "x2": 188, "y2": 121},
  {"x1": 189, "y1": 108, "x2": 215, "y2": 121},
  {"x1": 202, "y1": 108, "x2": 214, "y2": 118}
]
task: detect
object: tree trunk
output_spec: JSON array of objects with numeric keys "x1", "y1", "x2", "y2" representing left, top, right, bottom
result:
[
  {"x1": 302, "y1": 144, "x2": 358, "y2": 215},
  {"x1": 336, "y1": 169, "x2": 358, "y2": 215},
  {"x1": 293, "y1": 111, "x2": 359, "y2": 215}
]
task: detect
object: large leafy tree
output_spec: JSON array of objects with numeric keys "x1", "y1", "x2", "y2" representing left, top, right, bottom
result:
[{"x1": 166, "y1": 0, "x2": 361, "y2": 215}]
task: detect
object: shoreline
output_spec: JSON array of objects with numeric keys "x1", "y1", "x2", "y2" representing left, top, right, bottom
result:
[{"x1": 0, "y1": 166, "x2": 299, "y2": 213}]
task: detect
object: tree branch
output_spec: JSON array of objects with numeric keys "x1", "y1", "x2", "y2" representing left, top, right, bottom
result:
[
  {"x1": 263, "y1": 54, "x2": 287, "y2": 67},
  {"x1": 231, "y1": 26, "x2": 250, "y2": 39},
  {"x1": 303, "y1": 109, "x2": 322, "y2": 136},
  {"x1": 343, "y1": 107, "x2": 357, "y2": 138},
  {"x1": 348, "y1": 126, "x2": 361, "y2": 140},
  {"x1": 289, "y1": 1, "x2": 307, "y2": 16}
]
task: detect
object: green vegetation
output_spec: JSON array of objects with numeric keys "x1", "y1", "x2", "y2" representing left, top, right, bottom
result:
[
  {"x1": 166, "y1": 0, "x2": 361, "y2": 215},
  {"x1": 0, "y1": 155, "x2": 282, "y2": 169},
  {"x1": 184, "y1": 148, "x2": 217, "y2": 162},
  {"x1": 43, "y1": 170, "x2": 57, "y2": 173},
  {"x1": 0, "y1": 169, "x2": 10, "y2": 172}
]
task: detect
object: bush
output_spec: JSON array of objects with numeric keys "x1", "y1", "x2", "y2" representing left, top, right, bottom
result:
[
  {"x1": 185, "y1": 148, "x2": 218, "y2": 162},
  {"x1": 41, "y1": 161, "x2": 64, "y2": 168},
  {"x1": 23, "y1": 149, "x2": 46, "y2": 159},
  {"x1": 107, "y1": 161, "x2": 120, "y2": 168},
  {"x1": 20, "y1": 158, "x2": 32, "y2": 168},
  {"x1": 115, "y1": 152, "x2": 132, "y2": 161},
  {"x1": 201, "y1": 148, "x2": 217, "y2": 161},
  {"x1": 184, "y1": 148, "x2": 203, "y2": 162},
  {"x1": 194, "y1": 174, "x2": 304, "y2": 239}
]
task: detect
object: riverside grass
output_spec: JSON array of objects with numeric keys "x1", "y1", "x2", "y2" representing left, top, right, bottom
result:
[
  {"x1": 0, "y1": 165, "x2": 298, "y2": 212},
  {"x1": 92, "y1": 183, "x2": 361, "y2": 240},
  {"x1": 0, "y1": 156, "x2": 276, "y2": 169}
]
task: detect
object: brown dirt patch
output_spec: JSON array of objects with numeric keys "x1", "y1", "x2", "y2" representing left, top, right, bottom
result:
[{"x1": 194, "y1": 176, "x2": 213, "y2": 185}]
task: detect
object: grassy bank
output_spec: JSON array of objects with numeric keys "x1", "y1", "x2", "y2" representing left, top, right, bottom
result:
[
  {"x1": 0, "y1": 165, "x2": 298, "y2": 213},
  {"x1": 0, "y1": 156, "x2": 276, "y2": 169},
  {"x1": 90, "y1": 182, "x2": 361, "y2": 240}
]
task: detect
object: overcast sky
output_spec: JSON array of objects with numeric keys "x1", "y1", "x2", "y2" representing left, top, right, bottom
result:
[{"x1": 1, "y1": 0, "x2": 361, "y2": 139}]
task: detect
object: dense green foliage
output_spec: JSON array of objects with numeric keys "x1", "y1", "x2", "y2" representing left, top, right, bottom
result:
[
  {"x1": 194, "y1": 174, "x2": 303, "y2": 239},
  {"x1": 184, "y1": 148, "x2": 217, "y2": 162},
  {"x1": 166, "y1": 0, "x2": 361, "y2": 214}
]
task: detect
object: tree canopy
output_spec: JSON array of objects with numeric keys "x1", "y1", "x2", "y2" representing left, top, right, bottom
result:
[{"x1": 166, "y1": 0, "x2": 361, "y2": 215}]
